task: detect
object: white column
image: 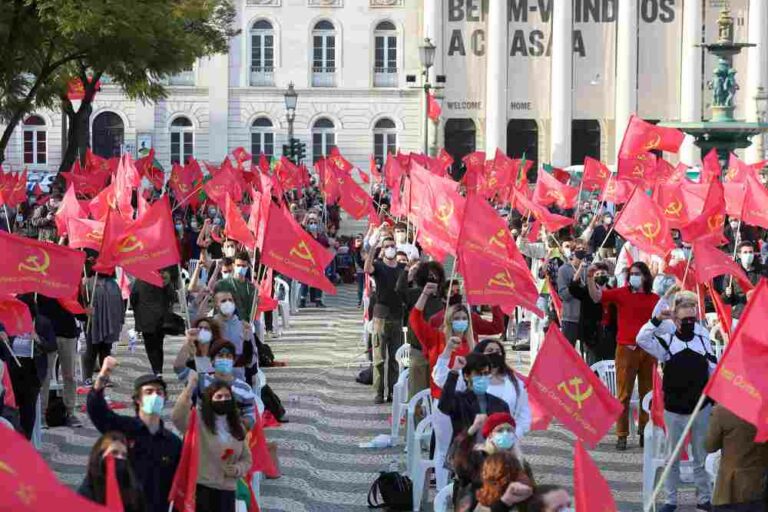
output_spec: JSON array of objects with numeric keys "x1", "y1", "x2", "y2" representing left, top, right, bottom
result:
[
  {"x1": 746, "y1": 0, "x2": 767, "y2": 163},
  {"x1": 614, "y1": 0, "x2": 638, "y2": 162},
  {"x1": 679, "y1": 0, "x2": 702, "y2": 164},
  {"x1": 484, "y1": 0, "x2": 508, "y2": 156},
  {"x1": 549, "y1": 0, "x2": 573, "y2": 166},
  {"x1": 208, "y1": 53, "x2": 230, "y2": 161}
]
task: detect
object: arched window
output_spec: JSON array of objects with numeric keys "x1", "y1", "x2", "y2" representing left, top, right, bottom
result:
[
  {"x1": 445, "y1": 118, "x2": 477, "y2": 179},
  {"x1": 92, "y1": 112, "x2": 124, "y2": 159},
  {"x1": 170, "y1": 116, "x2": 194, "y2": 165},
  {"x1": 251, "y1": 117, "x2": 274, "y2": 160},
  {"x1": 312, "y1": 117, "x2": 335, "y2": 163},
  {"x1": 374, "y1": 21, "x2": 397, "y2": 87},
  {"x1": 373, "y1": 118, "x2": 397, "y2": 167},
  {"x1": 250, "y1": 19, "x2": 274, "y2": 86},
  {"x1": 22, "y1": 115, "x2": 47, "y2": 165},
  {"x1": 506, "y1": 119, "x2": 539, "y2": 181},
  {"x1": 312, "y1": 20, "x2": 336, "y2": 87}
]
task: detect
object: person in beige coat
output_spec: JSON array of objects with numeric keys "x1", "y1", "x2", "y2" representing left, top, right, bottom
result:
[
  {"x1": 173, "y1": 373, "x2": 252, "y2": 512},
  {"x1": 705, "y1": 404, "x2": 768, "y2": 511}
]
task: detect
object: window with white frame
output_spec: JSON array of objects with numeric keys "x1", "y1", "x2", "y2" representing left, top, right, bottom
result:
[
  {"x1": 251, "y1": 117, "x2": 274, "y2": 160},
  {"x1": 170, "y1": 117, "x2": 194, "y2": 165},
  {"x1": 23, "y1": 115, "x2": 47, "y2": 165},
  {"x1": 312, "y1": 117, "x2": 335, "y2": 163},
  {"x1": 250, "y1": 20, "x2": 274, "y2": 87},
  {"x1": 374, "y1": 21, "x2": 397, "y2": 87},
  {"x1": 373, "y1": 118, "x2": 397, "y2": 167},
  {"x1": 312, "y1": 20, "x2": 336, "y2": 87}
]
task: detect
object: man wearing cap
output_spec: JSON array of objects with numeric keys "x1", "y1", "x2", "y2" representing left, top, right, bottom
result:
[{"x1": 87, "y1": 356, "x2": 182, "y2": 512}]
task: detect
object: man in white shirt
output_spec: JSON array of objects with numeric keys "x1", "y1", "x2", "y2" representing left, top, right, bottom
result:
[{"x1": 393, "y1": 222, "x2": 419, "y2": 262}]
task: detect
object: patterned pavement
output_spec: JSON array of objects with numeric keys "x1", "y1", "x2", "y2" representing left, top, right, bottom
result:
[{"x1": 40, "y1": 284, "x2": 706, "y2": 511}]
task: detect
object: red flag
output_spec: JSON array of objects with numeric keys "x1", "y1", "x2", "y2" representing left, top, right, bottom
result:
[
  {"x1": 581, "y1": 157, "x2": 611, "y2": 191},
  {"x1": 476, "y1": 149, "x2": 516, "y2": 199},
  {"x1": 114, "y1": 154, "x2": 140, "y2": 219},
  {"x1": 724, "y1": 153, "x2": 763, "y2": 183},
  {"x1": 384, "y1": 153, "x2": 405, "y2": 191},
  {"x1": 412, "y1": 166, "x2": 466, "y2": 256},
  {"x1": 0, "y1": 297, "x2": 34, "y2": 336},
  {"x1": 2, "y1": 170, "x2": 28, "y2": 208},
  {"x1": 460, "y1": 250, "x2": 542, "y2": 316},
  {"x1": 692, "y1": 240, "x2": 753, "y2": 292},
  {"x1": 741, "y1": 174, "x2": 768, "y2": 229},
  {"x1": 32, "y1": 183, "x2": 43, "y2": 197},
  {"x1": 0, "y1": 231, "x2": 86, "y2": 298},
  {"x1": 515, "y1": 373, "x2": 552, "y2": 431},
  {"x1": 105, "y1": 455, "x2": 124, "y2": 512},
  {"x1": 614, "y1": 188, "x2": 675, "y2": 257},
  {"x1": 357, "y1": 168, "x2": 370, "y2": 185},
  {"x1": 619, "y1": 115, "x2": 685, "y2": 157},
  {"x1": 461, "y1": 151, "x2": 486, "y2": 192},
  {"x1": 169, "y1": 407, "x2": 200, "y2": 512},
  {"x1": 709, "y1": 283, "x2": 733, "y2": 342},
  {"x1": 256, "y1": 268, "x2": 278, "y2": 313},
  {"x1": 427, "y1": 92, "x2": 441, "y2": 121},
  {"x1": 260, "y1": 202, "x2": 335, "y2": 293},
  {"x1": 617, "y1": 153, "x2": 658, "y2": 187},
  {"x1": 513, "y1": 189, "x2": 575, "y2": 233},
  {"x1": 58, "y1": 295, "x2": 87, "y2": 315},
  {"x1": 573, "y1": 440, "x2": 618, "y2": 512},
  {"x1": 701, "y1": 149, "x2": 722, "y2": 184},
  {"x1": 656, "y1": 158, "x2": 688, "y2": 183},
  {"x1": 89, "y1": 184, "x2": 117, "y2": 221},
  {"x1": 438, "y1": 148, "x2": 454, "y2": 170},
  {"x1": 204, "y1": 165, "x2": 243, "y2": 207},
  {"x1": 533, "y1": 170, "x2": 579, "y2": 209},
  {"x1": 551, "y1": 167, "x2": 571, "y2": 185},
  {"x1": 654, "y1": 182, "x2": 691, "y2": 229},
  {"x1": 705, "y1": 279, "x2": 768, "y2": 441},
  {"x1": 526, "y1": 219, "x2": 542, "y2": 243},
  {"x1": 55, "y1": 185, "x2": 88, "y2": 236},
  {"x1": 526, "y1": 326, "x2": 623, "y2": 447},
  {"x1": 224, "y1": 194, "x2": 256, "y2": 250},
  {"x1": 724, "y1": 182, "x2": 746, "y2": 218},
  {"x1": 337, "y1": 176, "x2": 375, "y2": 220},
  {"x1": 170, "y1": 161, "x2": 202, "y2": 206},
  {"x1": 679, "y1": 180, "x2": 727, "y2": 244},
  {"x1": 599, "y1": 178, "x2": 634, "y2": 205},
  {"x1": 67, "y1": 217, "x2": 105, "y2": 251},
  {"x1": 232, "y1": 147, "x2": 252, "y2": 165},
  {"x1": 549, "y1": 289, "x2": 563, "y2": 322},
  {"x1": 2, "y1": 361, "x2": 16, "y2": 408},
  {"x1": 651, "y1": 366, "x2": 666, "y2": 432},
  {"x1": 369, "y1": 155, "x2": 382, "y2": 183},
  {"x1": 328, "y1": 147, "x2": 354, "y2": 173},
  {"x1": 248, "y1": 414, "x2": 279, "y2": 478}
]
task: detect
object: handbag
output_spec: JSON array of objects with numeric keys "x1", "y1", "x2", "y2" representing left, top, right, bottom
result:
[
  {"x1": 367, "y1": 471, "x2": 413, "y2": 510},
  {"x1": 161, "y1": 312, "x2": 185, "y2": 336}
]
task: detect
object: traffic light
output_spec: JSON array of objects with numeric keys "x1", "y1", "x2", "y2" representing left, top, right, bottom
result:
[
  {"x1": 282, "y1": 144, "x2": 292, "y2": 160},
  {"x1": 289, "y1": 138, "x2": 306, "y2": 164}
]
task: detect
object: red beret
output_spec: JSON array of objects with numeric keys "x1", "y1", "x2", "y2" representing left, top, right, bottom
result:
[{"x1": 481, "y1": 412, "x2": 516, "y2": 439}]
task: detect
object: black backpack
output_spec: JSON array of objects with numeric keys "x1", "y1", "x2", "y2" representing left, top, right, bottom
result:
[
  {"x1": 367, "y1": 471, "x2": 413, "y2": 510},
  {"x1": 45, "y1": 390, "x2": 67, "y2": 427},
  {"x1": 255, "y1": 338, "x2": 275, "y2": 368},
  {"x1": 657, "y1": 334, "x2": 715, "y2": 415},
  {"x1": 356, "y1": 365, "x2": 373, "y2": 385}
]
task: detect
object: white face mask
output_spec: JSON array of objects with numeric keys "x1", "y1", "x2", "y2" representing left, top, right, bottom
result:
[
  {"x1": 197, "y1": 328, "x2": 212, "y2": 344},
  {"x1": 223, "y1": 247, "x2": 236, "y2": 258},
  {"x1": 740, "y1": 253, "x2": 754, "y2": 268},
  {"x1": 383, "y1": 247, "x2": 397, "y2": 260},
  {"x1": 219, "y1": 300, "x2": 236, "y2": 316},
  {"x1": 562, "y1": 248, "x2": 573, "y2": 259},
  {"x1": 220, "y1": 271, "x2": 232, "y2": 280},
  {"x1": 394, "y1": 232, "x2": 406, "y2": 244}
]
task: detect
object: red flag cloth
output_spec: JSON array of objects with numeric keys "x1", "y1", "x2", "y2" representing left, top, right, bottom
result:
[
  {"x1": 619, "y1": 115, "x2": 685, "y2": 157},
  {"x1": 0, "y1": 231, "x2": 86, "y2": 298},
  {"x1": 475, "y1": 149, "x2": 515, "y2": 199},
  {"x1": 709, "y1": 283, "x2": 733, "y2": 342},
  {"x1": 114, "y1": 154, "x2": 141, "y2": 219},
  {"x1": 248, "y1": 414, "x2": 279, "y2": 478},
  {"x1": 526, "y1": 326, "x2": 623, "y2": 447},
  {"x1": 328, "y1": 147, "x2": 354, "y2": 173},
  {"x1": 599, "y1": 178, "x2": 634, "y2": 205},
  {"x1": 105, "y1": 455, "x2": 124, "y2": 512},
  {"x1": 701, "y1": 149, "x2": 722, "y2": 184},
  {"x1": 617, "y1": 153, "x2": 658, "y2": 187},
  {"x1": 1, "y1": 170, "x2": 28, "y2": 208},
  {"x1": 549, "y1": 289, "x2": 563, "y2": 322},
  {"x1": 2, "y1": 361, "x2": 16, "y2": 408},
  {"x1": 679, "y1": 180, "x2": 727, "y2": 244},
  {"x1": 256, "y1": 268, "x2": 278, "y2": 313},
  {"x1": 0, "y1": 426, "x2": 114, "y2": 511},
  {"x1": 58, "y1": 295, "x2": 87, "y2": 315},
  {"x1": 169, "y1": 407, "x2": 200, "y2": 512},
  {"x1": 461, "y1": 151, "x2": 486, "y2": 192},
  {"x1": 513, "y1": 190, "x2": 575, "y2": 233},
  {"x1": 692, "y1": 241, "x2": 753, "y2": 292},
  {"x1": 170, "y1": 162, "x2": 201, "y2": 207},
  {"x1": 724, "y1": 153, "x2": 763, "y2": 183},
  {"x1": 614, "y1": 188, "x2": 675, "y2": 258},
  {"x1": 427, "y1": 92, "x2": 441, "y2": 121},
  {"x1": 581, "y1": 157, "x2": 611, "y2": 191},
  {"x1": 526, "y1": 219, "x2": 542, "y2": 243},
  {"x1": 89, "y1": 184, "x2": 117, "y2": 221},
  {"x1": 257, "y1": 154, "x2": 270, "y2": 174},
  {"x1": 357, "y1": 168, "x2": 370, "y2": 185},
  {"x1": 656, "y1": 158, "x2": 688, "y2": 183},
  {"x1": 117, "y1": 268, "x2": 132, "y2": 301},
  {"x1": 0, "y1": 297, "x2": 34, "y2": 336},
  {"x1": 260, "y1": 202, "x2": 335, "y2": 294},
  {"x1": 204, "y1": 165, "x2": 243, "y2": 207},
  {"x1": 533, "y1": 170, "x2": 579, "y2": 209},
  {"x1": 66, "y1": 217, "x2": 105, "y2": 252},
  {"x1": 438, "y1": 148, "x2": 454, "y2": 170},
  {"x1": 573, "y1": 440, "x2": 618, "y2": 512},
  {"x1": 515, "y1": 372, "x2": 553, "y2": 431},
  {"x1": 654, "y1": 182, "x2": 691, "y2": 229},
  {"x1": 551, "y1": 167, "x2": 571, "y2": 185},
  {"x1": 651, "y1": 365, "x2": 666, "y2": 432},
  {"x1": 723, "y1": 182, "x2": 746, "y2": 218},
  {"x1": 705, "y1": 279, "x2": 768, "y2": 441},
  {"x1": 369, "y1": 155, "x2": 382, "y2": 183},
  {"x1": 741, "y1": 174, "x2": 768, "y2": 229},
  {"x1": 338, "y1": 176, "x2": 375, "y2": 220},
  {"x1": 55, "y1": 185, "x2": 88, "y2": 236},
  {"x1": 32, "y1": 183, "x2": 43, "y2": 197},
  {"x1": 384, "y1": 154, "x2": 405, "y2": 191},
  {"x1": 223, "y1": 194, "x2": 256, "y2": 250},
  {"x1": 411, "y1": 166, "x2": 466, "y2": 256},
  {"x1": 232, "y1": 147, "x2": 252, "y2": 165}
]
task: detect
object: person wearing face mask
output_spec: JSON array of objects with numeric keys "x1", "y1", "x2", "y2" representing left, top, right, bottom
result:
[
  {"x1": 198, "y1": 216, "x2": 224, "y2": 259},
  {"x1": 173, "y1": 378, "x2": 252, "y2": 512},
  {"x1": 211, "y1": 291, "x2": 259, "y2": 386},
  {"x1": 173, "y1": 318, "x2": 222, "y2": 382},
  {"x1": 352, "y1": 234, "x2": 367, "y2": 307},
  {"x1": 87, "y1": 357, "x2": 182, "y2": 512},
  {"x1": 427, "y1": 285, "x2": 505, "y2": 342},
  {"x1": 392, "y1": 222, "x2": 420, "y2": 261},
  {"x1": 556, "y1": 240, "x2": 587, "y2": 349},
  {"x1": 221, "y1": 239, "x2": 238, "y2": 259},
  {"x1": 30, "y1": 191, "x2": 62, "y2": 242},
  {"x1": 214, "y1": 251, "x2": 256, "y2": 323},
  {"x1": 589, "y1": 212, "x2": 617, "y2": 258},
  {"x1": 197, "y1": 341, "x2": 259, "y2": 427},
  {"x1": 130, "y1": 269, "x2": 177, "y2": 376},
  {"x1": 637, "y1": 294, "x2": 717, "y2": 512},
  {"x1": 592, "y1": 261, "x2": 658, "y2": 451},
  {"x1": 78, "y1": 431, "x2": 146, "y2": 511},
  {"x1": 724, "y1": 241, "x2": 767, "y2": 320}
]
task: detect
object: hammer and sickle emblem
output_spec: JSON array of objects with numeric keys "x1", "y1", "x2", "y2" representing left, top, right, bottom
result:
[
  {"x1": 643, "y1": 134, "x2": 662, "y2": 151},
  {"x1": 17, "y1": 249, "x2": 50, "y2": 276},
  {"x1": 632, "y1": 164, "x2": 645, "y2": 178},
  {"x1": 179, "y1": 182, "x2": 190, "y2": 193},
  {"x1": 725, "y1": 168, "x2": 738, "y2": 181},
  {"x1": 707, "y1": 214, "x2": 724, "y2": 231},
  {"x1": 107, "y1": 193, "x2": 117, "y2": 209},
  {"x1": 488, "y1": 270, "x2": 515, "y2": 290},
  {"x1": 353, "y1": 194, "x2": 365, "y2": 206},
  {"x1": 86, "y1": 228, "x2": 104, "y2": 241},
  {"x1": 289, "y1": 240, "x2": 316, "y2": 265},
  {"x1": 557, "y1": 377, "x2": 594, "y2": 409},
  {"x1": 546, "y1": 190, "x2": 566, "y2": 204},
  {"x1": 638, "y1": 219, "x2": 661, "y2": 242},
  {"x1": 116, "y1": 235, "x2": 144, "y2": 253},
  {"x1": 436, "y1": 201, "x2": 454, "y2": 226},
  {"x1": 0, "y1": 460, "x2": 16, "y2": 475},
  {"x1": 664, "y1": 200, "x2": 683, "y2": 217},
  {"x1": 597, "y1": 167, "x2": 608, "y2": 179},
  {"x1": 488, "y1": 176, "x2": 498, "y2": 188},
  {"x1": 489, "y1": 228, "x2": 507, "y2": 249}
]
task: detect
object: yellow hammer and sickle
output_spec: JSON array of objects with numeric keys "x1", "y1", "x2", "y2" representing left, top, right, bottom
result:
[
  {"x1": 0, "y1": 460, "x2": 16, "y2": 475},
  {"x1": 107, "y1": 193, "x2": 116, "y2": 209},
  {"x1": 179, "y1": 183, "x2": 190, "y2": 193},
  {"x1": 86, "y1": 229, "x2": 104, "y2": 241},
  {"x1": 664, "y1": 200, "x2": 683, "y2": 217},
  {"x1": 632, "y1": 164, "x2": 645, "y2": 178},
  {"x1": 725, "y1": 168, "x2": 738, "y2": 181},
  {"x1": 17, "y1": 249, "x2": 50, "y2": 276},
  {"x1": 489, "y1": 229, "x2": 507, "y2": 249},
  {"x1": 353, "y1": 194, "x2": 365, "y2": 206},
  {"x1": 597, "y1": 167, "x2": 607, "y2": 178},
  {"x1": 707, "y1": 214, "x2": 724, "y2": 231},
  {"x1": 117, "y1": 235, "x2": 144, "y2": 253},
  {"x1": 557, "y1": 377, "x2": 594, "y2": 409},
  {"x1": 488, "y1": 270, "x2": 515, "y2": 290},
  {"x1": 436, "y1": 201, "x2": 454, "y2": 226},
  {"x1": 289, "y1": 240, "x2": 316, "y2": 265},
  {"x1": 16, "y1": 483, "x2": 35, "y2": 505},
  {"x1": 639, "y1": 219, "x2": 661, "y2": 242},
  {"x1": 644, "y1": 134, "x2": 662, "y2": 151},
  {"x1": 546, "y1": 190, "x2": 565, "y2": 204}
]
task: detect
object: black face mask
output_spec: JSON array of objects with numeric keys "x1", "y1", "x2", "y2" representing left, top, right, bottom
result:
[
  {"x1": 595, "y1": 275, "x2": 609, "y2": 286},
  {"x1": 487, "y1": 353, "x2": 506, "y2": 371},
  {"x1": 211, "y1": 399, "x2": 235, "y2": 416},
  {"x1": 448, "y1": 293, "x2": 463, "y2": 306},
  {"x1": 574, "y1": 250, "x2": 587, "y2": 261},
  {"x1": 678, "y1": 317, "x2": 696, "y2": 338}
]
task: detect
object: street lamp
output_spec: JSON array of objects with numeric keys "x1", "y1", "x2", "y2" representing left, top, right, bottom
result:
[
  {"x1": 284, "y1": 82, "x2": 298, "y2": 143},
  {"x1": 418, "y1": 38, "x2": 436, "y2": 155},
  {"x1": 756, "y1": 85, "x2": 768, "y2": 179}
]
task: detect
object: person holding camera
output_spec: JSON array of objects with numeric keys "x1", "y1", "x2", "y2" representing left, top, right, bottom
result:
[{"x1": 556, "y1": 239, "x2": 588, "y2": 348}]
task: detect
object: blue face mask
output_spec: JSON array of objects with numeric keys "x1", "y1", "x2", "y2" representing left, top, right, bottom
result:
[
  {"x1": 235, "y1": 266, "x2": 248, "y2": 277},
  {"x1": 214, "y1": 358, "x2": 234, "y2": 375},
  {"x1": 629, "y1": 275, "x2": 643, "y2": 290},
  {"x1": 471, "y1": 375, "x2": 490, "y2": 394},
  {"x1": 491, "y1": 431, "x2": 516, "y2": 450},
  {"x1": 141, "y1": 394, "x2": 165, "y2": 416},
  {"x1": 452, "y1": 320, "x2": 469, "y2": 334}
]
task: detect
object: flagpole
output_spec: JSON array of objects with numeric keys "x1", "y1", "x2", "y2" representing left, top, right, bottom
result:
[
  {"x1": 681, "y1": 246, "x2": 694, "y2": 288},
  {"x1": 727, "y1": 218, "x2": 743, "y2": 290},
  {"x1": 171, "y1": 183, "x2": 204, "y2": 214},
  {"x1": 644, "y1": 393, "x2": 708, "y2": 512},
  {"x1": 594, "y1": 181, "x2": 633, "y2": 258},
  {"x1": 2, "y1": 337, "x2": 21, "y2": 367},
  {"x1": 176, "y1": 264, "x2": 191, "y2": 330},
  {"x1": 574, "y1": 179, "x2": 585, "y2": 220},
  {"x1": 3, "y1": 205, "x2": 11, "y2": 233}
]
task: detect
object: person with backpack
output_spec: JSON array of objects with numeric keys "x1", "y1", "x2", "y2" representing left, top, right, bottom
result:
[{"x1": 637, "y1": 292, "x2": 718, "y2": 512}]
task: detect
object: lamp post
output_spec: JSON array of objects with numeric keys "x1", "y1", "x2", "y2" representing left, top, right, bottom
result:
[
  {"x1": 418, "y1": 38, "x2": 436, "y2": 156},
  {"x1": 284, "y1": 81, "x2": 298, "y2": 149},
  {"x1": 756, "y1": 85, "x2": 768, "y2": 178}
]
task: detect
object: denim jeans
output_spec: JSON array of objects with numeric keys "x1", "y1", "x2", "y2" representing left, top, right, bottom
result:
[
  {"x1": 664, "y1": 405, "x2": 712, "y2": 505},
  {"x1": 300, "y1": 284, "x2": 322, "y2": 303}
]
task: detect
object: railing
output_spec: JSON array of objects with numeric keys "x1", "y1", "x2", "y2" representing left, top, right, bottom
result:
[
  {"x1": 312, "y1": 67, "x2": 336, "y2": 87},
  {"x1": 250, "y1": 66, "x2": 275, "y2": 87},
  {"x1": 374, "y1": 67, "x2": 398, "y2": 88},
  {"x1": 168, "y1": 70, "x2": 195, "y2": 86}
]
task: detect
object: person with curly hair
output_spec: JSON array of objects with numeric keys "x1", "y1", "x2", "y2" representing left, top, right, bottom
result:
[{"x1": 475, "y1": 451, "x2": 534, "y2": 511}]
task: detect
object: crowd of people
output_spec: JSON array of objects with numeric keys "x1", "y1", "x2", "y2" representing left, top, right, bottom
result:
[{"x1": 0, "y1": 146, "x2": 767, "y2": 512}]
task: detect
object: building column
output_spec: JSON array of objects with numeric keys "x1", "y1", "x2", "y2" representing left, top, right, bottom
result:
[
  {"x1": 424, "y1": 0, "x2": 439, "y2": 154},
  {"x1": 746, "y1": 0, "x2": 767, "y2": 163},
  {"x1": 614, "y1": 0, "x2": 638, "y2": 162},
  {"x1": 549, "y1": 0, "x2": 573, "y2": 166},
  {"x1": 484, "y1": 0, "x2": 508, "y2": 156},
  {"x1": 208, "y1": 53, "x2": 230, "y2": 161},
  {"x1": 679, "y1": 0, "x2": 702, "y2": 164}
]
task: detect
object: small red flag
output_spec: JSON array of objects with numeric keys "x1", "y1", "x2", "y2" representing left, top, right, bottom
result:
[
  {"x1": 533, "y1": 169, "x2": 579, "y2": 209},
  {"x1": 617, "y1": 153, "x2": 658, "y2": 187},
  {"x1": 256, "y1": 268, "x2": 278, "y2": 313},
  {"x1": 438, "y1": 148, "x2": 454, "y2": 170},
  {"x1": 427, "y1": 92, "x2": 441, "y2": 121},
  {"x1": 0, "y1": 297, "x2": 34, "y2": 336},
  {"x1": 654, "y1": 182, "x2": 691, "y2": 229},
  {"x1": 599, "y1": 178, "x2": 634, "y2": 205},
  {"x1": 581, "y1": 157, "x2": 611, "y2": 191},
  {"x1": 724, "y1": 153, "x2": 763, "y2": 183},
  {"x1": 615, "y1": 188, "x2": 675, "y2": 257},
  {"x1": 357, "y1": 168, "x2": 370, "y2": 185},
  {"x1": 709, "y1": 283, "x2": 733, "y2": 342},
  {"x1": 338, "y1": 176, "x2": 376, "y2": 220},
  {"x1": 656, "y1": 158, "x2": 688, "y2": 183},
  {"x1": 692, "y1": 240, "x2": 753, "y2": 292},
  {"x1": 105, "y1": 455, "x2": 124, "y2": 512},
  {"x1": 679, "y1": 180, "x2": 727, "y2": 244},
  {"x1": 204, "y1": 165, "x2": 243, "y2": 207},
  {"x1": 224, "y1": 194, "x2": 256, "y2": 250},
  {"x1": 114, "y1": 154, "x2": 141, "y2": 219},
  {"x1": 513, "y1": 189, "x2": 575, "y2": 233},
  {"x1": 461, "y1": 151, "x2": 486, "y2": 192},
  {"x1": 527, "y1": 326, "x2": 623, "y2": 447},
  {"x1": 384, "y1": 154, "x2": 405, "y2": 191},
  {"x1": 55, "y1": 185, "x2": 88, "y2": 236},
  {"x1": 573, "y1": 440, "x2": 618, "y2": 512},
  {"x1": 247, "y1": 414, "x2": 279, "y2": 478},
  {"x1": 369, "y1": 155, "x2": 382, "y2": 183},
  {"x1": 411, "y1": 166, "x2": 466, "y2": 256},
  {"x1": 742, "y1": 174, "x2": 768, "y2": 229},
  {"x1": 232, "y1": 147, "x2": 252, "y2": 165},
  {"x1": 89, "y1": 183, "x2": 117, "y2": 222},
  {"x1": 651, "y1": 365, "x2": 666, "y2": 432},
  {"x1": 66, "y1": 217, "x2": 105, "y2": 252},
  {"x1": 701, "y1": 149, "x2": 722, "y2": 184},
  {"x1": 619, "y1": 115, "x2": 685, "y2": 157},
  {"x1": 169, "y1": 407, "x2": 200, "y2": 512},
  {"x1": 328, "y1": 147, "x2": 354, "y2": 173}
]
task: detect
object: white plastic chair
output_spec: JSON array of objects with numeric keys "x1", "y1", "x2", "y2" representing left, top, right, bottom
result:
[
  {"x1": 405, "y1": 389, "x2": 433, "y2": 475},
  {"x1": 395, "y1": 343, "x2": 411, "y2": 374},
  {"x1": 433, "y1": 482, "x2": 454, "y2": 512},
  {"x1": 390, "y1": 368, "x2": 410, "y2": 445},
  {"x1": 591, "y1": 360, "x2": 640, "y2": 438},
  {"x1": 274, "y1": 277, "x2": 291, "y2": 331},
  {"x1": 409, "y1": 415, "x2": 436, "y2": 512}
]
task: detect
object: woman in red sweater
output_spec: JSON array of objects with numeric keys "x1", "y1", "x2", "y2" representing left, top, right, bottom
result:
[{"x1": 409, "y1": 282, "x2": 476, "y2": 399}]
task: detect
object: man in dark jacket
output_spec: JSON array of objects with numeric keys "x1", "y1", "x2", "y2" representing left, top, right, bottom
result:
[
  {"x1": 130, "y1": 270, "x2": 175, "y2": 375},
  {"x1": 87, "y1": 356, "x2": 181, "y2": 512},
  {"x1": 724, "y1": 241, "x2": 767, "y2": 319}
]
